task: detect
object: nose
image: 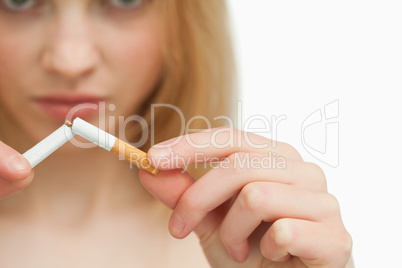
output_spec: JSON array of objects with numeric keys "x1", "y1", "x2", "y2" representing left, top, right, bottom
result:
[{"x1": 41, "y1": 16, "x2": 99, "y2": 80}]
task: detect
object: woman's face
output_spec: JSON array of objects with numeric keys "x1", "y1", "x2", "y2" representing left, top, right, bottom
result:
[{"x1": 0, "y1": 0, "x2": 163, "y2": 143}]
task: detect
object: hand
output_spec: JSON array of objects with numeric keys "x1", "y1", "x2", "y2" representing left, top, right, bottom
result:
[
  {"x1": 140, "y1": 128, "x2": 352, "y2": 267},
  {"x1": 0, "y1": 141, "x2": 33, "y2": 200}
]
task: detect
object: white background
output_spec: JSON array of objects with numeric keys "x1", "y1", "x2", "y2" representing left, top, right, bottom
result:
[{"x1": 228, "y1": 1, "x2": 402, "y2": 267}]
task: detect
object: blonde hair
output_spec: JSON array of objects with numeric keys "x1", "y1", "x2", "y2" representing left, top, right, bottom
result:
[{"x1": 136, "y1": 0, "x2": 236, "y2": 152}]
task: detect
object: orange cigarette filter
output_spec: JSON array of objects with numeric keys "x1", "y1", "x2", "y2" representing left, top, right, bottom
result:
[
  {"x1": 68, "y1": 118, "x2": 158, "y2": 175},
  {"x1": 110, "y1": 139, "x2": 158, "y2": 175}
]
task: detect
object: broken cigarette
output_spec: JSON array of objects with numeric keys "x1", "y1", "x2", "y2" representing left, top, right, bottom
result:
[
  {"x1": 23, "y1": 124, "x2": 75, "y2": 168},
  {"x1": 22, "y1": 118, "x2": 158, "y2": 175},
  {"x1": 70, "y1": 117, "x2": 158, "y2": 175}
]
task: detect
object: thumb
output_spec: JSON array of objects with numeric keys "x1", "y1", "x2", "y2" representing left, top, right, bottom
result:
[
  {"x1": 139, "y1": 169, "x2": 195, "y2": 210},
  {"x1": 139, "y1": 169, "x2": 225, "y2": 241},
  {"x1": 0, "y1": 141, "x2": 31, "y2": 181},
  {"x1": 0, "y1": 141, "x2": 34, "y2": 199}
]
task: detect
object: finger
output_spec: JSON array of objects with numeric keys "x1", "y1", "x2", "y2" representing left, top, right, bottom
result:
[
  {"x1": 260, "y1": 218, "x2": 352, "y2": 267},
  {"x1": 219, "y1": 182, "x2": 338, "y2": 262},
  {"x1": 139, "y1": 168, "x2": 226, "y2": 240},
  {"x1": 139, "y1": 169, "x2": 195, "y2": 210},
  {"x1": 148, "y1": 128, "x2": 302, "y2": 169},
  {"x1": 167, "y1": 153, "x2": 330, "y2": 238},
  {"x1": 0, "y1": 171, "x2": 35, "y2": 199},
  {"x1": 0, "y1": 141, "x2": 31, "y2": 181},
  {"x1": 193, "y1": 152, "x2": 326, "y2": 193}
]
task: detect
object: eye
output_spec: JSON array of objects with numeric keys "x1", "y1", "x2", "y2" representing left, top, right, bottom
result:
[
  {"x1": 108, "y1": 0, "x2": 143, "y2": 9},
  {"x1": 2, "y1": 0, "x2": 36, "y2": 10}
]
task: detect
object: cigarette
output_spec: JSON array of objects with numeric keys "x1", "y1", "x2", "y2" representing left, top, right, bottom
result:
[
  {"x1": 23, "y1": 124, "x2": 75, "y2": 168},
  {"x1": 70, "y1": 117, "x2": 158, "y2": 175}
]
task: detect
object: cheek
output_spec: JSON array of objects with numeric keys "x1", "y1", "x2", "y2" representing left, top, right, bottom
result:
[
  {"x1": 0, "y1": 29, "x2": 35, "y2": 110},
  {"x1": 100, "y1": 22, "x2": 164, "y2": 114},
  {"x1": 0, "y1": 28, "x2": 47, "y2": 146},
  {"x1": 0, "y1": 23, "x2": 42, "y2": 94},
  {"x1": 0, "y1": 35, "x2": 23, "y2": 92}
]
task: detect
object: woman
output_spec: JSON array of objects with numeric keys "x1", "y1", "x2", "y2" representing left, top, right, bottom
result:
[{"x1": 0, "y1": 0, "x2": 353, "y2": 267}]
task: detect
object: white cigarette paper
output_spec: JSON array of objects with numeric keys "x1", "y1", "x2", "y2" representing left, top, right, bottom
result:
[
  {"x1": 71, "y1": 117, "x2": 158, "y2": 175},
  {"x1": 23, "y1": 125, "x2": 75, "y2": 168},
  {"x1": 71, "y1": 118, "x2": 116, "y2": 151}
]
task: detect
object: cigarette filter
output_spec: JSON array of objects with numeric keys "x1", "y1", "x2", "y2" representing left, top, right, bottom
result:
[{"x1": 71, "y1": 117, "x2": 158, "y2": 175}]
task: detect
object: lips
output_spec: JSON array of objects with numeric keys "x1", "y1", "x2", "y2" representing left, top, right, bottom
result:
[{"x1": 33, "y1": 94, "x2": 106, "y2": 121}]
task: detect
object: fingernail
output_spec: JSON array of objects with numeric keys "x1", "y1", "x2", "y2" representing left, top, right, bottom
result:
[
  {"x1": 227, "y1": 244, "x2": 249, "y2": 263},
  {"x1": 152, "y1": 136, "x2": 182, "y2": 149},
  {"x1": 156, "y1": 138, "x2": 176, "y2": 146},
  {"x1": 148, "y1": 146, "x2": 172, "y2": 159},
  {"x1": 7, "y1": 154, "x2": 31, "y2": 172},
  {"x1": 148, "y1": 146, "x2": 174, "y2": 169},
  {"x1": 170, "y1": 213, "x2": 185, "y2": 237}
]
